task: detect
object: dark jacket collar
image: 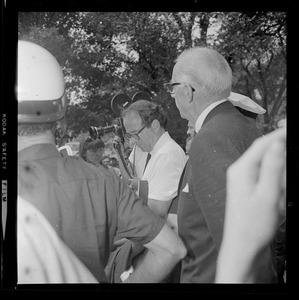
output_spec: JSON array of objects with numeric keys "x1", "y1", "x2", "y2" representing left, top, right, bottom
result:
[{"x1": 202, "y1": 100, "x2": 237, "y2": 127}]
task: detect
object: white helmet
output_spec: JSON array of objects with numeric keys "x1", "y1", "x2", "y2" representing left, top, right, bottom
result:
[{"x1": 17, "y1": 40, "x2": 68, "y2": 123}]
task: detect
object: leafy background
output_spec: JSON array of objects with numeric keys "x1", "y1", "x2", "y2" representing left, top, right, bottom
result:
[{"x1": 18, "y1": 11, "x2": 287, "y2": 148}]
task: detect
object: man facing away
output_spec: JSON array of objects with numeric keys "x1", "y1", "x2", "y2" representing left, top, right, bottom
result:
[
  {"x1": 166, "y1": 46, "x2": 277, "y2": 283},
  {"x1": 17, "y1": 40, "x2": 186, "y2": 283}
]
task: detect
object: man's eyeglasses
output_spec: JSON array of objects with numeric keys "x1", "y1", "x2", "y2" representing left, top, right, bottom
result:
[
  {"x1": 125, "y1": 126, "x2": 146, "y2": 140},
  {"x1": 164, "y1": 82, "x2": 195, "y2": 96}
]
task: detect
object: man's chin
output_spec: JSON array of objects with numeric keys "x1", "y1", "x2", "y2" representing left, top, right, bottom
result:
[{"x1": 137, "y1": 145, "x2": 148, "y2": 152}]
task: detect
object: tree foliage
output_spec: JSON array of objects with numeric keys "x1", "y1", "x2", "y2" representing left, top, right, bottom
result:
[
  {"x1": 216, "y1": 11, "x2": 286, "y2": 132},
  {"x1": 18, "y1": 11, "x2": 286, "y2": 142}
]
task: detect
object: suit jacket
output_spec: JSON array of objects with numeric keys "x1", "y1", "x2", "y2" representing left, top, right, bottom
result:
[{"x1": 177, "y1": 101, "x2": 277, "y2": 283}]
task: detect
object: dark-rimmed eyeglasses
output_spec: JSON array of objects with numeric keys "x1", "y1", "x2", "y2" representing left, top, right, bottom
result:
[
  {"x1": 124, "y1": 126, "x2": 146, "y2": 140},
  {"x1": 164, "y1": 82, "x2": 195, "y2": 97}
]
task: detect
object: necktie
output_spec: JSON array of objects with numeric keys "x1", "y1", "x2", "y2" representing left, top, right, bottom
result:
[{"x1": 143, "y1": 153, "x2": 151, "y2": 175}]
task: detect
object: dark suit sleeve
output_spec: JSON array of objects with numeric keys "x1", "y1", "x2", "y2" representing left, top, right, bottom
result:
[{"x1": 189, "y1": 128, "x2": 242, "y2": 251}]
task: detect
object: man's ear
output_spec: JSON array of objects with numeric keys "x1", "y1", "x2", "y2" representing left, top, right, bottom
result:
[
  {"x1": 184, "y1": 84, "x2": 194, "y2": 103},
  {"x1": 151, "y1": 119, "x2": 160, "y2": 131}
]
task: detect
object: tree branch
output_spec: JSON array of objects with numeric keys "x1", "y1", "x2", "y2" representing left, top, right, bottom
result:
[
  {"x1": 270, "y1": 74, "x2": 286, "y2": 118},
  {"x1": 265, "y1": 51, "x2": 274, "y2": 74},
  {"x1": 172, "y1": 12, "x2": 193, "y2": 48}
]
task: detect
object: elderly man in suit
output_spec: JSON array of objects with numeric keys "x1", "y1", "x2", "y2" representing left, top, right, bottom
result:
[{"x1": 166, "y1": 46, "x2": 277, "y2": 283}]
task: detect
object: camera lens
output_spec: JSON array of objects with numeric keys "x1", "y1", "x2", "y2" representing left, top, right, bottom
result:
[{"x1": 89, "y1": 126, "x2": 97, "y2": 140}]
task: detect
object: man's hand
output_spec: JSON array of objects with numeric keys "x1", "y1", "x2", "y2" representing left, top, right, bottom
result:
[
  {"x1": 127, "y1": 176, "x2": 140, "y2": 191},
  {"x1": 112, "y1": 136, "x2": 134, "y2": 183}
]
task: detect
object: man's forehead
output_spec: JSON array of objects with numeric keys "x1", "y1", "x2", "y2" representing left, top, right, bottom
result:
[{"x1": 124, "y1": 111, "x2": 142, "y2": 126}]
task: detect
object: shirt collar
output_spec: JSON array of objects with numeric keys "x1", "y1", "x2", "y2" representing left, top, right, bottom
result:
[
  {"x1": 150, "y1": 131, "x2": 169, "y2": 156},
  {"x1": 194, "y1": 99, "x2": 228, "y2": 133}
]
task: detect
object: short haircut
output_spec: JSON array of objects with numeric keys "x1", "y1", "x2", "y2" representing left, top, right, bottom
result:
[
  {"x1": 122, "y1": 100, "x2": 168, "y2": 129},
  {"x1": 175, "y1": 47, "x2": 232, "y2": 99},
  {"x1": 86, "y1": 139, "x2": 105, "y2": 152}
]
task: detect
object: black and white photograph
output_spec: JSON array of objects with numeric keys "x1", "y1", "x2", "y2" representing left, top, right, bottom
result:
[{"x1": 1, "y1": 0, "x2": 296, "y2": 296}]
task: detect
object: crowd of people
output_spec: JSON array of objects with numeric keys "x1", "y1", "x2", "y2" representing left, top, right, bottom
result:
[
  {"x1": 16, "y1": 40, "x2": 287, "y2": 286},
  {"x1": 17, "y1": 40, "x2": 186, "y2": 284}
]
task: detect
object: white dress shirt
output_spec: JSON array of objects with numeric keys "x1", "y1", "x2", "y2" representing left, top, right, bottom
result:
[
  {"x1": 141, "y1": 131, "x2": 187, "y2": 201},
  {"x1": 129, "y1": 144, "x2": 148, "y2": 178}
]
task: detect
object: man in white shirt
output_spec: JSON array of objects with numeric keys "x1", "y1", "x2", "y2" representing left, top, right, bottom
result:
[
  {"x1": 105, "y1": 100, "x2": 187, "y2": 283},
  {"x1": 123, "y1": 100, "x2": 187, "y2": 220}
]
